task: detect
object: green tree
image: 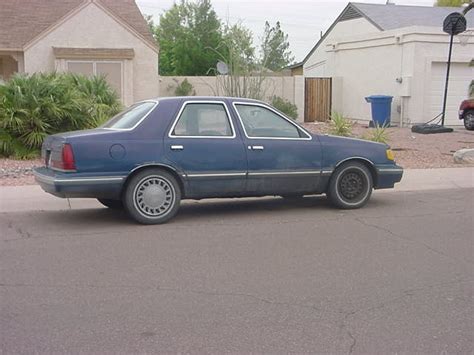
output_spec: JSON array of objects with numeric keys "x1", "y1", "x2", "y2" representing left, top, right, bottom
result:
[
  {"x1": 434, "y1": 0, "x2": 469, "y2": 6},
  {"x1": 152, "y1": 0, "x2": 224, "y2": 75},
  {"x1": 260, "y1": 21, "x2": 294, "y2": 72}
]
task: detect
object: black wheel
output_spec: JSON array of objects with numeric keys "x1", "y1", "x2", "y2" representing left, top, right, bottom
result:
[
  {"x1": 97, "y1": 198, "x2": 123, "y2": 209},
  {"x1": 464, "y1": 110, "x2": 474, "y2": 131},
  {"x1": 123, "y1": 169, "x2": 181, "y2": 224},
  {"x1": 327, "y1": 161, "x2": 373, "y2": 209}
]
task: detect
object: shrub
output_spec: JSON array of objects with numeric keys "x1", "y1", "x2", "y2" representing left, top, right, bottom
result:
[
  {"x1": 329, "y1": 112, "x2": 352, "y2": 137},
  {"x1": 0, "y1": 72, "x2": 122, "y2": 159},
  {"x1": 271, "y1": 96, "x2": 298, "y2": 119},
  {"x1": 174, "y1": 78, "x2": 195, "y2": 96},
  {"x1": 363, "y1": 124, "x2": 389, "y2": 144}
]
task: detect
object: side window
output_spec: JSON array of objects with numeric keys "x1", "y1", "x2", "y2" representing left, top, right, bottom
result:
[
  {"x1": 172, "y1": 103, "x2": 233, "y2": 137},
  {"x1": 235, "y1": 104, "x2": 305, "y2": 138}
]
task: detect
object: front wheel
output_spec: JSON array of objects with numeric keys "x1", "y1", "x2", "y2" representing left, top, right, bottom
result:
[
  {"x1": 327, "y1": 162, "x2": 373, "y2": 209},
  {"x1": 464, "y1": 110, "x2": 474, "y2": 131},
  {"x1": 123, "y1": 169, "x2": 181, "y2": 224}
]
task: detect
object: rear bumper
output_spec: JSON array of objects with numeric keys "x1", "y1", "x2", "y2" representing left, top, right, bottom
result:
[
  {"x1": 33, "y1": 167, "x2": 125, "y2": 199},
  {"x1": 375, "y1": 165, "x2": 403, "y2": 189}
]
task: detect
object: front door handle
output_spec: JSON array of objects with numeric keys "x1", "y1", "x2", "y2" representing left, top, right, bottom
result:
[
  {"x1": 248, "y1": 145, "x2": 264, "y2": 150},
  {"x1": 170, "y1": 145, "x2": 184, "y2": 150}
]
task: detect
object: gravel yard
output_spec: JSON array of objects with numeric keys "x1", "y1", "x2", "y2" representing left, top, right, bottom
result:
[{"x1": 1, "y1": 124, "x2": 473, "y2": 186}]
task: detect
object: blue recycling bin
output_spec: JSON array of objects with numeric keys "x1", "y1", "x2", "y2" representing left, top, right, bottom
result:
[{"x1": 365, "y1": 95, "x2": 393, "y2": 127}]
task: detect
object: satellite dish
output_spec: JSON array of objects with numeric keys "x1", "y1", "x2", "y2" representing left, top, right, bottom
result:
[
  {"x1": 216, "y1": 61, "x2": 229, "y2": 75},
  {"x1": 443, "y1": 12, "x2": 466, "y2": 35}
]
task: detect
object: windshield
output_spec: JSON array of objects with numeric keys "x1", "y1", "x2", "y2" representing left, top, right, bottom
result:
[{"x1": 102, "y1": 101, "x2": 157, "y2": 129}]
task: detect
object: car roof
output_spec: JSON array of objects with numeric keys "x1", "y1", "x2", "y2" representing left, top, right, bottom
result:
[{"x1": 150, "y1": 96, "x2": 266, "y2": 104}]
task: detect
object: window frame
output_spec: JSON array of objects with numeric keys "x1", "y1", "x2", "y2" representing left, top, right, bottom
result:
[
  {"x1": 232, "y1": 102, "x2": 312, "y2": 141},
  {"x1": 168, "y1": 100, "x2": 237, "y2": 139},
  {"x1": 66, "y1": 60, "x2": 124, "y2": 100},
  {"x1": 102, "y1": 100, "x2": 159, "y2": 131}
]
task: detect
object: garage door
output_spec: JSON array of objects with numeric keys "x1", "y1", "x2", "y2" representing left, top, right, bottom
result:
[{"x1": 428, "y1": 62, "x2": 473, "y2": 126}]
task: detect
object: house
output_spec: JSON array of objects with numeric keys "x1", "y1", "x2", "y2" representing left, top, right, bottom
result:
[
  {"x1": 302, "y1": 3, "x2": 474, "y2": 126},
  {"x1": 0, "y1": 0, "x2": 158, "y2": 106}
]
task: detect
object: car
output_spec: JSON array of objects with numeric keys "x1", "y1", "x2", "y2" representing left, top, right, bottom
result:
[
  {"x1": 33, "y1": 97, "x2": 403, "y2": 224},
  {"x1": 459, "y1": 98, "x2": 474, "y2": 130}
]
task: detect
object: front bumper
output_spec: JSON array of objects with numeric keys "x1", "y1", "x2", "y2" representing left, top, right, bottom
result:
[
  {"x1": 33, "y1": 167, "x2": 125, "y2": 199},
  {"x1": 375, "y1": 165, "x2": 403, "y2": 189}
]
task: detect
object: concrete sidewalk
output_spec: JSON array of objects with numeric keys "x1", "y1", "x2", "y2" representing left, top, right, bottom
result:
[{"x1": 0, "y1": 167, "x2": 473, "y2": 213}]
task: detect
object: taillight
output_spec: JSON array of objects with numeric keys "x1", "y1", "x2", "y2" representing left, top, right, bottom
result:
[{"x1": 51, "y1": 143, "x2": 76, "y2": 171}]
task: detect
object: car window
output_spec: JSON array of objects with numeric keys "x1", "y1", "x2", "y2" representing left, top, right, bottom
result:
[
  {"x1": 172, "y1": 103, "x2": 233, "y2": 137},
  {"x1": 235, "y1": 104, "x2": 304, "y2": 138},
  {"x1": 102, "y1": 101, "x2": 156, "y2": 129}
]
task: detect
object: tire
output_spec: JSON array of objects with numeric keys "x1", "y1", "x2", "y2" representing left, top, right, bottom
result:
[
  {"x1": 327, "y1": 161, "x2": 373, "y2": 209},
  {"x1": 123, "y1": 169, "x2": 181, "y2": 224},
  {"x1": 463, "y1": 110, "x2": 474, "y2": 131},
  {"x1": 97, "y1": 198, "x2": 123, "y2": 209}
]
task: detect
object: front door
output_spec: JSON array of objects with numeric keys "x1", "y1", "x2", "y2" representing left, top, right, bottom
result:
[
  {"x1": 164, "y1": 101, "x2": 247, "y2": 197},
  {"x1": 232, "y1": 102, "x2": 322, "y2": 195}
]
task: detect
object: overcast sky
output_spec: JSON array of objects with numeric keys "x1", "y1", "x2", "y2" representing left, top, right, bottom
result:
[{"x1": 137, "y1": 0, "x2": 436, "y2": 62}]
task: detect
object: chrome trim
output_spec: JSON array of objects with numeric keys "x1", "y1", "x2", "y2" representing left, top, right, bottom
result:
[
  {"x1": 101, "y1": 100, "x2": 159, "y2": 132},
  {"x1": 321, "y1": 170, "x2": 333, "y2": 175},
  {"x1": 377, "y1": 168, "x2": 404, "y2": 173},
  {"x1": 335, "y1": 157, "x2": 375, "y2": 169},
  {"x1": 232, "y1": 101, "x2": 312, "y2": 141},
  {"x1": 34, "y1": 170, "x2": 125, "y2": 186},
  {"x1": 186, "y1": 172, "x2": 247, "y2": 178},
  {"x1": 248, "y1": 170, "x2": 321, "y2": 177},
  {"x1": 168, "y1": 100, "x2": 237, "y2": 139},
  {"x1": 170, "y1": 145, "x2": 184, "y2": 150},
  {"x1": 251, "y1": 145, "x2": 264, "y2": 150}
]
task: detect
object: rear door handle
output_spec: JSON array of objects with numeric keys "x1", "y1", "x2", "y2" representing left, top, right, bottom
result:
[
  {"x1": 250, "y1": 145, "x2": 264, "y2": 150},
  {"x1": 170, "y1": 145, "x2": 184, "y2": 150}
]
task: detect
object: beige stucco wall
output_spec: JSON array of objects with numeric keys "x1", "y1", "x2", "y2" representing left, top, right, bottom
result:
[
  {"x1": 303, "y1": 18, "x2": 380, "y2": 77},
  {"x1": 159, "y1": 75, "x2": 306, "y2": 121},
  {"x1": 317, "y1": 26, "x2": 474, "y2": 126},
  {"x1": 23, "y1": 2, "x2": 158, "y2": 106}
]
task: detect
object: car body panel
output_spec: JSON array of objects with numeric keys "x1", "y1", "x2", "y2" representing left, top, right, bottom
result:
[{"x1": 33, "y1": 96, "x2": 403, "y2": 201}]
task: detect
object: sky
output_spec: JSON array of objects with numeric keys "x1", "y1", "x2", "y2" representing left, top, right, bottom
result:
[{"x1": 136, "y1": 0, "x2": 436, "y2": 62}]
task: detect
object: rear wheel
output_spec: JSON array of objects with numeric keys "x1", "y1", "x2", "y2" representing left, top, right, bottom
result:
[
  {"x1": 123, "y1": 169, "x2": 181, "y2": 224},
  {"x1": 463, "y1": 110, "x2": 474, "y2": 131},
  {"x1": 327, "y1": 161, "x2": 373, "y2": 209},
  {"x1": 97, "y1": 198, "x2": 123, "y2": 209}
]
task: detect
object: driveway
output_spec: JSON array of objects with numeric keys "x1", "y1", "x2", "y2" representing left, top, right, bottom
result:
[{"x1": 1, "y1": 188, "x2": 473, "y2": 353}]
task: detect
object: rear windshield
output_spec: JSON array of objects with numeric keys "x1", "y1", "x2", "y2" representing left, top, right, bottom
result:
[{"x1": 102, "y1": 101, "x2": 157, "y2": 129}]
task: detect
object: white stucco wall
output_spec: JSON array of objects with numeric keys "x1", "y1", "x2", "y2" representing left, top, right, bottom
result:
[
  {"x1": 23, "y1": 2, "x2": 158, "y2": 106},
  {"x1": 311, "y1": 26, "x2": 474, "y2": 126},
  {"x1": 303, "y1": 18, "x2": 380, "y2": 78},
  {"x1": 159, "y1": 75, "x2": 306, "y2": 121}
]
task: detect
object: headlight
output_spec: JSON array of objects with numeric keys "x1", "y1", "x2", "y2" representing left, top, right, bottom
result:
[{"x1": 386, "y1": 149, "x2": 395, "y2": 161}]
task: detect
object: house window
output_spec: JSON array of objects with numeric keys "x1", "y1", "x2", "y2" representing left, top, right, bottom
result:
[{"x1": 66, "y1": 61, "x2": 123, "y2": 100}]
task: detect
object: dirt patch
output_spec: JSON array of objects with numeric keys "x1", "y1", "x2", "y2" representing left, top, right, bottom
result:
[{"x1": 1, "y1": 124, "x2": 473, "y2": 186}]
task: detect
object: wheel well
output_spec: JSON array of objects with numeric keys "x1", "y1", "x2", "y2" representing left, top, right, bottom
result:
[
  {"x1": 121, "y1": 165, "x2": 185, "y2": 198},
  {"x1": 335, "y1": 158, "x2": 378, "y2": 187}
]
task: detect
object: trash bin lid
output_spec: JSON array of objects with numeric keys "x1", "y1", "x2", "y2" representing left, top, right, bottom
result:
[{"x1": 366, "y1": 95, "x2": 393, "y2": 100}]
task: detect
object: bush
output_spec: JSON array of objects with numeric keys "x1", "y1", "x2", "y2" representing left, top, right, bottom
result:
[
  {"x1": 329, "y1": 112, "x2": 352, "y2": 137},
  {"x1": 363, "y1": 124, "x2": 389, "y2": 144},
  {"x1": 174, "y1": 78, "x2": 195, "y2": 96},
  {"x1": 0, "y1": 72, "x2": 122, "y2": 159},
  {"x1": 271, "y1": 96, "x2": 298, "y2": 119}
]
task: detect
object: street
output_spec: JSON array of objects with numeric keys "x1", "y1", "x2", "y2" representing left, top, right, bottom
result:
[{"x1": 1, "y1": 188, "x2": 473, "y2": 353}]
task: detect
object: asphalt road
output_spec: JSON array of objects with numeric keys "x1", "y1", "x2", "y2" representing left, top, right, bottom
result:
[{"x1": 1, "y1": 188, "x2": 473, "y2": 354}]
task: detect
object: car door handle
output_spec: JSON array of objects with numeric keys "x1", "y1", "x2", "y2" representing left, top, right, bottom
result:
[
  {"x1": 248, "y1": 145, "x2": 264, "y2": 150},
  {"x1": 170, "y1": 145, "x2": 184, "y2": 150}
]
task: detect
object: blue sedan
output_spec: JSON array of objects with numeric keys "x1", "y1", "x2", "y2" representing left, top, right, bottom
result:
[{"x1": 33, "y1": 97, "x2": 403, "y2": 224}]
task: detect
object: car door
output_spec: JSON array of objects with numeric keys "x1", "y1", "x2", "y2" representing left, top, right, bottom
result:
[
  {"x1": 232, "y1": 102, "x2": 322, "y2": 195},
  {"x1": 164, "y1": 100, "x2": 247, "y2": 198}
]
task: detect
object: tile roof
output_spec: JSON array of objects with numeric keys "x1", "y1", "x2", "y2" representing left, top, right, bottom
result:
[
  {"x1": 351, "y1": 2, "x2": 474, "y2": 30},
  {"x1": 0, "y1": 0, "x2": 157, "y2": 50}
]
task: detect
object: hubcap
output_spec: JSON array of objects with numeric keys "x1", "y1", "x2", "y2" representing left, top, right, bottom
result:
[
  {"x1": 134, "y1": 176, "x2": 174, "y2": 217},
  {"x1": 339, "y1": 171, "x2": 366, "y2": 201}
]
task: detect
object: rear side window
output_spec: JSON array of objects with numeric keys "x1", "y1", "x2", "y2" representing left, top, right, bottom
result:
[
  {"x1": 171, "y1": 103, "x2": 233, "y2": 137},
  {"x1": 102, "y1": 101, "x2": 156, "y2": 129}
]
